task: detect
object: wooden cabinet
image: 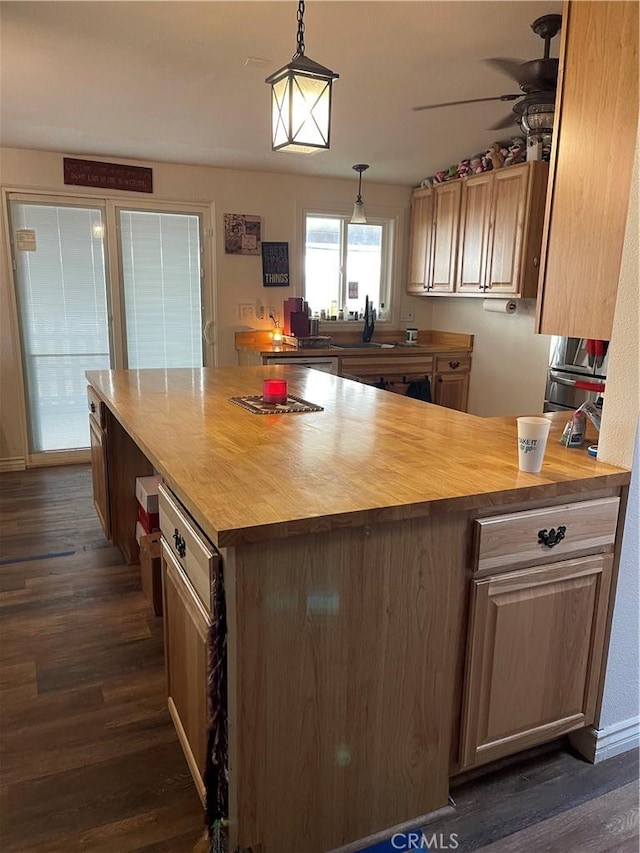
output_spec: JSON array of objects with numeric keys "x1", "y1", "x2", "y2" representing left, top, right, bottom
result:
[
  {"x1": 430, "y1": 181, "x2": 461, "y2": 292},
  {"x1": 89, "y1": 415, "x2": 110, "y2": 539},
  {"x1": 407, "y1": 189, "x2": 434, "y2": 294},
  {"x1": 484, "y1": 165, "x2": 530, "y2": 295},
  {"x1": 432, "y1": 355, "x2": 471, "y2": 410},
  {"x1": 460, "y1": 553, "x2": 613, "y2": 769},
  {"x1": 459, "y1": 494, "x2": 620, "y2": 770},
  {"x1": 407, "y1": 162, "x2": 548, "y2": 299},
  {"x1": 456, "y1": 172, "x2": 492, "y2": 293},
  {"x1": 536, "y1": 1, "x2": 639, "y2": 339},
  {"x1": 340, "y1": 350, "x2": 472, "y2": 410},
  {"x1": 405, "y1": 182, "x2": 461, "y2": 294},
  {"x1": 162, "y1": 543, "x2": 209, "y2": 804}
]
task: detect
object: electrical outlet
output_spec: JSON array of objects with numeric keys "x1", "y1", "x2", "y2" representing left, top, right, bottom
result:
[
  {"x1": 239, "y1": 303, "x2": 254, "y2": 321},
  {"x1": 400, "y1": 309, "x2": 415, "y2": 322}
]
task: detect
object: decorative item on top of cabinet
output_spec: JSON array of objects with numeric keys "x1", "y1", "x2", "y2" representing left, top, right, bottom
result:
[
  {"x1": 459, "y1": 495, "x2": 619, "y2": 770},
  {"x1": 407, "y1": 162, "x2": 548, "y2": 299},
  {"x1": 536, "y1": 0, "x2": 639, "y2": 340}
]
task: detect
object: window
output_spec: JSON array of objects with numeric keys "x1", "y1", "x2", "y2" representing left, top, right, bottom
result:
[{"x1": 304, "y1": 213, "x2": 394, "y2": 319}]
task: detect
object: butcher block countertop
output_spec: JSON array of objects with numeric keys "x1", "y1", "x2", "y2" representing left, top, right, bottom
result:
[
  {"x1": 86, "y1": 367, "x2": 629, "y2": 547},
  {"x1": 234, "y1": 328, "x2": 473, "y2": 357}
]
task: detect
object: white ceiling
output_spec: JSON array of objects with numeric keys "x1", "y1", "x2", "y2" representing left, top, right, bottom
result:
[{"x1": 0, "y1": 0, "x2": 562, "y2": 187}]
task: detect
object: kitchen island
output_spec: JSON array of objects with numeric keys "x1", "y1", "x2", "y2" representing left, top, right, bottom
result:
[{"x1": 86, "y1": 366, "x2": 629, "y2": 853}]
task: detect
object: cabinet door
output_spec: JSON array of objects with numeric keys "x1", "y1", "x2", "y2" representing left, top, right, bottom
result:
[
  {"x1": 460, "y1": 553, "x2": 612, "y2": 770},
  {"x1": 407, "y1": 189, "x2": 434, "y2": 294},
  {"x1": 89, "y1": 416, "x2": 111, "y2": 539},
  {"x1": 434, "y1": 372, "x2": 469, "y2": 411},
  {"x1": 484, "y1": 164, "x2": 529, "y2": 294},
  {"x1": 456, "y1": 173, "x2": 493, "y2": 293},
  {"x1": 536, "y1": 1, "x2": 638, "y2": 339},
  {"x1": 163, "y1": 544, "x2": 209, "y2": 803},
  {"x1": 430, "y1": 182, "x2": 461, "y2": 292}
]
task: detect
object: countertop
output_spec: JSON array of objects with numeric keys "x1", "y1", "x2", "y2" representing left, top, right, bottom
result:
[
  {"x1": 87, "y1": 367, "x2": 628, "y2": 547},
  {"x1": 234, "y1": 328, "x2": 474, "y2": 358}
]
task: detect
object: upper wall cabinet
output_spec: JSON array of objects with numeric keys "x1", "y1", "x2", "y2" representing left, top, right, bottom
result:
[
  {"x1": 407, "y1": 182, "x2": 461, "y2": 295},
  {"x1": 536, "y1": 0, "x2": 639, "y2": 340},
  {"x1": 407, "y1": 162, "x2": 548, "y2": 299}
]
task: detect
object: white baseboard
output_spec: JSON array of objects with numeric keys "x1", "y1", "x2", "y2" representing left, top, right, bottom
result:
[
  {"x1": 0, "y1": 457, "x2": 26, "y2": 472},
  {"x1": 569, "y1": 716, "x2": 640, "y2": 763}
]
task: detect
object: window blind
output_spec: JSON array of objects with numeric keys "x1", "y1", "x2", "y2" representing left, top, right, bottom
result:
[
  {"x1": 11, "y1": 202, "x2": 110, "y2": 452},
  {"x1": 119, "y1": 210, "x2": 202, "y2": 369}
]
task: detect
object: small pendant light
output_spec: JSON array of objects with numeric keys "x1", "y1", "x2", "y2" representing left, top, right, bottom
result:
[
  {"x1": 266, "y1": 1, "x2": 339, "y2": 154},
  {"x1": 351, "y1": 164, "x2": 369, "y2": 224}
]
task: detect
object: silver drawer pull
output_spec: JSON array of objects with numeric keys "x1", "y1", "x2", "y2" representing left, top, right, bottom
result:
[
  {"x1": 173, "y1": 528, "x2": 187, "y2": 558},
  {"x1": 538, "y1": 526, "x2": 567, "y2": 548}
]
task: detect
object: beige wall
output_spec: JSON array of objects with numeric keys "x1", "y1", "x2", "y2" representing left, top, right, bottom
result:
[{"x1": 409, "y1": 296, "x2": 551, "y2": 417}]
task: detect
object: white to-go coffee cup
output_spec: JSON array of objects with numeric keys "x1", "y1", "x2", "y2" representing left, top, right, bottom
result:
[{"x1": 517, "y1": 417, "x2": 551, "y2": 473}]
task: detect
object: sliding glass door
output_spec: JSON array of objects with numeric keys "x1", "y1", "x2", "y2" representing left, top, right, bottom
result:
[
  {"x1": 9, "y1": 200, "x2": 111, "y2": 453},
  {"x1": 8, "y1": 196, "x2": 211, "y2": 458}
]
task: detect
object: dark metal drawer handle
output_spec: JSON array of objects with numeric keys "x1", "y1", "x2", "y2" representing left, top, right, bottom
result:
[
  {"x1": 538, "y1": 526, "x2": 567, "y2": 548},
  {"x1": 173, "y1": 528, "x2": 187, "y2": 558},
  {"x1": 449, "y1": 361, "x2": 460, "y2": 370}
]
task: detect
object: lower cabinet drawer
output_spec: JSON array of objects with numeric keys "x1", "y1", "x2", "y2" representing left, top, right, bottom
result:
[
  {"x1": 87, "y1": 385, "x2": 105, "y2": 428},
  {"x1": 435, "y1": 355, "x2": 471, "y2": 373},
  {"x1": 474, "y1": 497, "x2": 620, "y2": 573},
  {"x1": 158, "y1": 483, "x2": 217, "y2": 614}
]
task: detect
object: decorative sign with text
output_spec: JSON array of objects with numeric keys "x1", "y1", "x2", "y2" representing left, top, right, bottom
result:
[
  {"x1": 63, "y1": 158, "x2": 153, "y2": 193},
  {"x1": 261, "y1": 242, "x2": 290, "y2": 287}
]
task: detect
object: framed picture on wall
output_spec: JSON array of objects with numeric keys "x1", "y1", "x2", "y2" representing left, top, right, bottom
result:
[
  {"x1": 224, "y1": 213, "x2": 261, "y2": 255},
  {"x1": 261, "y1": 242, "x2": 290, "y2": 287}
]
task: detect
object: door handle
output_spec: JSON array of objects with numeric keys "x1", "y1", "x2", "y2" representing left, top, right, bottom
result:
[{"x1": 203, "y1": 320, "x2": 215, "y2": 345}]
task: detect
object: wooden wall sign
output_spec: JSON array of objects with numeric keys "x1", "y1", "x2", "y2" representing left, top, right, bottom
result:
[
  {"x1": 261, "y1": 242, "x2": 290, "y2": 287},
  {"x1": 63, "y1": 158, "x2": 153, "y2": 193}
]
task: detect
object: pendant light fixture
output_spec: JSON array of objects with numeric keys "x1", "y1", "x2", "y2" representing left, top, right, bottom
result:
[
  {"x1": 350, "y1": 164, "x2": 369, "y2": 224},
  {"x1": 265, "y1": 1, "x2": 339, "y2": 154}
]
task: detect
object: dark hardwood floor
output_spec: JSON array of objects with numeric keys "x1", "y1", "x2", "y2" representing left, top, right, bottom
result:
[
  {"x1": 0, "y1": 465, "x2": 204, "y2": 852},
  {"x1": 1, "y1": 465, "x2": 637, "y2": 853}
]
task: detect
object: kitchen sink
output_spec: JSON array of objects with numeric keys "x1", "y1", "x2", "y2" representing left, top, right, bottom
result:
[{"x1": 330, "y1": 342, "x2": 394, "y2": 349}]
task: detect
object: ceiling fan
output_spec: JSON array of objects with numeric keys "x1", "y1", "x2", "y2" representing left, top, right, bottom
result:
[{"x1": 413, "y1": 14, "x2": 562, "y2": 132}]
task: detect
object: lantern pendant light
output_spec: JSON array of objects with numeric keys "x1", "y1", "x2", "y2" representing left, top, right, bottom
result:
[
  {"x1": 350, "y1": 164, "x2": 369, "y2": 224},
  {"x1": 265, "y1": 1, "x2": 339, "y2": 154}
]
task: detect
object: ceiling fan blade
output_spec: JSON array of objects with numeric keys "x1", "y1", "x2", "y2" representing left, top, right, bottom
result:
[
  {"x1": 413, "y1": 94, "x2": 521, "y2": 112},
  {"x1": 488, "y1": 112, "x2": 519, "y2": 131},
  {"x1": 484, "y1": 57, "x2": 528, "y2": 86}
]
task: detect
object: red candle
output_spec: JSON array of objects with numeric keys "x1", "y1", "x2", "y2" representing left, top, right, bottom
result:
[{"x1": 263, "y1": 378, "x2": 288, "y2": 404}]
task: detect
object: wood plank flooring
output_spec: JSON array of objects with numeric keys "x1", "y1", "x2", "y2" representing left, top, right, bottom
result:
[
  {"x1": 0, "y1": 465, "x2": 204, "y2": 852},
  {"x1": 1, "y1": 465, "x2": 638, "y2": 853}
]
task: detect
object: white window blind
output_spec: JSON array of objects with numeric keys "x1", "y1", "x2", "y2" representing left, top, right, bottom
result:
[
  {"x1": 10, "y1": 202, "x2": 110, "y2": 453},
  {"x1": 119, "y1": 210, "x2": 203, "y2": 369}
]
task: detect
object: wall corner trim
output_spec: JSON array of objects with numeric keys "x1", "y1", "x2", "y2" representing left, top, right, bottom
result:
[{"x1": 569, "y1": 716, "x2": 640, "y2": 764}]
